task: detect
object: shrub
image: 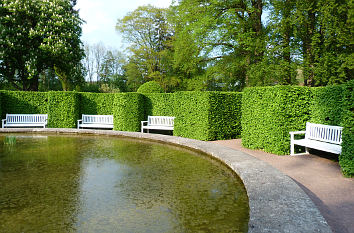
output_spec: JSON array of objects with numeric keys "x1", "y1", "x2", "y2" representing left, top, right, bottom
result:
[
  {"x1": 79, "y1": 92, "x2": 115, "y2": 115},
  {"x1": 48, "y1": 91, "x2": 79, "y2": 128},
  {"x1": 339, "y1": 80, "x2": 354, "y2": 177},
  {"x1": 241, "y1": 86, "x2": 311, "y2": 155},
  {"x1": 0, "y1": 90, "x2": 48, "y2": 118},
  {"x1": 173, "y1": 92, "x2": 242, "y2": 141},
  {"x1": 113, "y1": 93, "x2": 145, "y2": 131},
  {"x1": 143, "y1": 93, "x2": 175, "y2": 117},
  {"x1": 137, "y1": 81, "x2": 164, "y2": 93}
]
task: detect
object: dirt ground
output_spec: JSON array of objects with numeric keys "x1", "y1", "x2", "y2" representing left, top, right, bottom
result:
[{"x1": 212, "y1": 139, "x2": 354, "y2": 233}]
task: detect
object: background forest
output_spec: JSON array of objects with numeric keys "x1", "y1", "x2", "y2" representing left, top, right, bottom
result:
[{"x1": 0, "y1": 0, "x2": 352, "y2": 92}]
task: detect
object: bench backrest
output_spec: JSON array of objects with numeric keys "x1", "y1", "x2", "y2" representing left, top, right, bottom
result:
[
  {"x1": 148, "y1": 116, "x2": 175, "y2": 127},
  {"x1": 82, "y1": 115, "x2": 113, "y2": 124},
  {"x1": 305, "y1": 122, "x2": 343, "y2": 145},
  {"x1": 6, "y1": 114, "x2": 48, "y2": 123}
]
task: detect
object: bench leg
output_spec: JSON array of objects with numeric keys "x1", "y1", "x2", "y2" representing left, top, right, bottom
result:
[
  {"x1": 290, "y1": 142, "x2": 295, "y2": 156},
  {"x1": 305, "y1": 147, "x2": 309, "y2": 154}
]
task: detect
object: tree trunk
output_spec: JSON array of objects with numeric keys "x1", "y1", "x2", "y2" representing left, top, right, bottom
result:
[
  {"x1": 303, "y1": 1, "x2": 316, "y2": 87},
  {"x1": 251, "y1": 0, "x2": 264, "y2": 62},
  {"x1": 283, "y1": 0, "x2": 292, "y2": 84}
]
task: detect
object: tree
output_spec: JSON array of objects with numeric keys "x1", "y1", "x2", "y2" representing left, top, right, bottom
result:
[
  {"x1": 83, "y1": 43, "x2": 95, "y2": 83},
  {"x1": 116, "y1": 5, "x2": 176, "y2": 91},
  {"x1": 0, "y1": 0, "x2": 84, "y2": 91},
  {"x1": 170, "y1": 0, "x2": 267, "y2": 90},
  {"x1": 289, "y1": 0, "x2": 352, "y2": 86},
  {"x1": 99, "y1": 50, "x2": 125, "y2": 83}
]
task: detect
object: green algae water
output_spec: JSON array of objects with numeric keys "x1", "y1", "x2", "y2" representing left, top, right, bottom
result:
[{"x1": 0, "y1": 134, "x2": 249, "y2": 232}]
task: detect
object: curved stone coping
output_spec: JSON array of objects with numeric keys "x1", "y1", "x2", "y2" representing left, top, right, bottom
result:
[{"x1": 0, "y1": 128, "x2": 331, "y2": 233}]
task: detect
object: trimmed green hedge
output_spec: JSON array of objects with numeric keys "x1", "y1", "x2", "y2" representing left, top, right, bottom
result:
[
  {"x1": 310, "y1": 85, "x2": 344, "y2": 125},
  {"x1": 114, "y1": 93, "x2": 145, "y2": 132},
  {"x1": 339, "y1": 80, "x2": 354, "y2": 177},
  {"x1": 241, "y1": 86, "x2": 311, "y2": 155},
  {"x1": 0, "y1": 90, "x2": 48, "y2": 118},
  {"x1": 209, "y1": 92, "x2": 242, "y2": 140},
  {"x1": 173, "y1": 92, "x2": 211, "y2": 140},
  {"x1": 309, "y1": 82, "x2": 353, "y2": 177},
  {"x1": 143, "y1": 93, "x2": 175, "y2": 117},
  {"x1": 48, "y1": 91, "x2": 79, "y2": 128},
  {"x1": 79, "y1": 92, "x2": 115, "y2": 115},
  {"x1": 173, "y1": 92, "x2": 242, "y2": 141}
]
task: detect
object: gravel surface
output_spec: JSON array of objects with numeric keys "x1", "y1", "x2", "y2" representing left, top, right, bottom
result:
[{"x1": 213, "y1": 139, "x2": 354, "y2": 233}]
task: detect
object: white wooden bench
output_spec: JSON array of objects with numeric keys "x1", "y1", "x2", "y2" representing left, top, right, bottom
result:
[
  {"x1": 289, "y1": 122, "x2": 343, "y2": 156},
  {"x1": 2, "y1": 114, "x2": 48, "y2": 128},
  {"x1": 141, "y1": 116, "x2": 175, "y2": 133},
  {"x1": 77, "y1": 114, "x2": 113, "y2": 129}
]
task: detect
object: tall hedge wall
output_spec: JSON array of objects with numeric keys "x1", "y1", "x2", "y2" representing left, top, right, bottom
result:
[
  {"x1": 339, "y1": 81, "x2": 354, "y2": 177},
  {"x1": 113, "y1": 93, "x2": 145, "y2": 132},
  {"x1": 241, "y1": 86, "x2": 311, "y2": 155},
  {"x1": 79, "y1": 92, "x2": 115, "y2": 115},
  {"x1": 173, "y1": 92, "x2": 211, "y2": 140},
  {"x1": 310, "y1": 85, "x2": 344, "y2": 125},
  {"x1": 173, "y1": 92, "x2": 242, "y2": 141},
  {"x1": 48, "y1": 92, "x2": 79, "y2": 128},
  {"x1": 309, "y1": 83, "x2": 353, "y2": 177},
  {"x1": 0, "y1": 90, "x2": 48, "y2": 118},
  {"x1": 209, "y1": 92, "x2": 242, "y2": 140},
  {"x1": 143, "y1": 93, "x2": 175, "y2": 117}
]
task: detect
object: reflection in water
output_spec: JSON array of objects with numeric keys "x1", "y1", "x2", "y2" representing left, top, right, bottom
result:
[{"x1": 0, "y1": 134, "x2": 249, "y2": 232}]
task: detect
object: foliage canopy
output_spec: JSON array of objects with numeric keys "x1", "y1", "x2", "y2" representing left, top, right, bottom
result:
[{"x1": 0, "y1": 0, "x2": 84, "y2": 91}]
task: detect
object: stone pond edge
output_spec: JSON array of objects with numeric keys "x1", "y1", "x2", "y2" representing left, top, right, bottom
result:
[{"x1": 0, "y1": 128, "x2": 332, "y2": 233}]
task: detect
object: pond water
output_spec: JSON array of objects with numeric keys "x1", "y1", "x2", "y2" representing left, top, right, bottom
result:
[{"x1": 0, "y1": 134, "x2": 249, "y2": 233}]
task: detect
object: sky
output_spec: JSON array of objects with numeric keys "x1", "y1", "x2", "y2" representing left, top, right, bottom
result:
[{"x1": 75, "y1": 0, "x2": 173, "y2": 50}]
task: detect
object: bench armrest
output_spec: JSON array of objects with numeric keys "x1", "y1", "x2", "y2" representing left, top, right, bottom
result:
[
  {"x1": 289, "y1": 131, "x2": 306, "y2": 135},
  {"x1": 289, "y1": 131, "x2": 306, "y2": 142},
  {"x1": 1, "y1": 119, "x2": 5, "y2": 128}
]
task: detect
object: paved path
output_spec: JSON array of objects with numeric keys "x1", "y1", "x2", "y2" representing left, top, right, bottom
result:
[{"x1": 213, "y1": 139, "x2": 354, "y2": 233}]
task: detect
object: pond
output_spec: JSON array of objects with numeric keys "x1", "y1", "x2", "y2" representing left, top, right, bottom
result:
[{"x1": 0, "y1": 134, "x2": 249, "y2": 232}]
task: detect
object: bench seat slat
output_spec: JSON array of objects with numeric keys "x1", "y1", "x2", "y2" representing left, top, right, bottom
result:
[
  {"x1": 78, "y1": 115, "x2": 114, "y2": 129},
  {"x1": 2, "y1": 114, "x2": 48, "y2": 128},
  {"x1": 142, "y1": 125, "x2": 174, "y2": 130},
  {"x1": 141, "y1": 116, "x2": 175, "y2": 133},
  {"x1": 293, "y1": 139, "x2": 342, "y2": 154}
]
